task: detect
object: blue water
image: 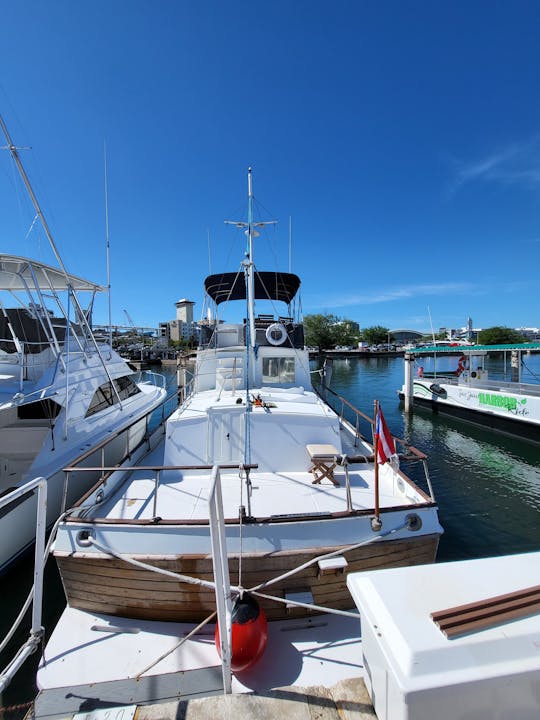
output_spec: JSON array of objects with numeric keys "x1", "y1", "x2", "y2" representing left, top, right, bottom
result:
[
  {"x1": 320, "y1": 354, "x2": 540, "y2": 562},
  {"x1": 1, "y1": 357, "x2": 540, "y2": 710}
]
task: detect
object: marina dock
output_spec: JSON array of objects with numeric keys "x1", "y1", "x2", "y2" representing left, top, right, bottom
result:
[{"x1": 32, "y1": 677, "x2": 376, "y2": 720}]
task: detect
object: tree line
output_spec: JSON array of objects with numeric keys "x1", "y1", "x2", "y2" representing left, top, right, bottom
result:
[{"x1": 303, "y1": 314, "x2": 528, "y2": 351}]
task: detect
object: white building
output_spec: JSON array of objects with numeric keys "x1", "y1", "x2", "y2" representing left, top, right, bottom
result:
[
  {"x1": 516, "y1": 327, "x2": 540, "y2": 342},
  {"x1": 161, "y1": 299, "x2": 199, "y2": 344}
]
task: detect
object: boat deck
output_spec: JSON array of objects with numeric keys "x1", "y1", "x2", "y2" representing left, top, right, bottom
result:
[
  {"x1": 89, "y1": 438, "x2": 421, "y2": 522},
  {"x1": 37, "y1": 606, "x2": 363, "y2": 701}
]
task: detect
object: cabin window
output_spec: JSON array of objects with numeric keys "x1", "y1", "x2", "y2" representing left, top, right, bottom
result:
[
  {"x1": 85, "y1": 375, "x2": 141, "y2": 417},
  {"x1": 18, "y1": 398, "x2": 62, "y2": 420},
  {"x1": 262, "y1": 357, "x2": 295, "y2": 384}
]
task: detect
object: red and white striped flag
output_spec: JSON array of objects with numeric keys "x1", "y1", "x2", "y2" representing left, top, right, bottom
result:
[{"x1": 375, "y1": 405, "x2": 396, "y2": 465}]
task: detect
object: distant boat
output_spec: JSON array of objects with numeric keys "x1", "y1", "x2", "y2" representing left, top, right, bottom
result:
[
  {"x1": 400, "y1": 343, "x2": 540, "y2": 443},
  {"x1": 0, "y1": 258, "x2": 168, "y2": 573},
  {"x1": 0, "y1": 117, "x2": 168, "y2": 573}
]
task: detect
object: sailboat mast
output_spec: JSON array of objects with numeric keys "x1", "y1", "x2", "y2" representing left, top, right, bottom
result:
[{"x1": 246, "y1": 167, "x2": 256, "y2": 349}]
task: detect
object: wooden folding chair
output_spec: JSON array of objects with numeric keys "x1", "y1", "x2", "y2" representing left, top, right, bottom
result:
[{"x1": 306, "y1": 444, "x2": 340, "y2": 486}]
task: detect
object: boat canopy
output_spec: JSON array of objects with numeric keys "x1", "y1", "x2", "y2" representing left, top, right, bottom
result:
[
  {"x1": 414, "y1": 343, "x2": 540, "y2": 354},
  {"x1": 0, "y1": 255, "x2": 105, "y2": 292},
  {"x1": 204, "y1": 271, "x2": 301, "y2": 305}
]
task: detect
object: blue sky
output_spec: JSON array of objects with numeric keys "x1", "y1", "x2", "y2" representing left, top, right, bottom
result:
[{"x1": 0, "y1": 1, "x2": 539, "y2": 333}]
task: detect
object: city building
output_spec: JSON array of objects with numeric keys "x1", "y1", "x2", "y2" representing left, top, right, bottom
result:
[
  {"x1": 390, "y1": 329, "x2": 424, "y2": 344},
  {"x1": 160, "y1": 299, "x2": 199, "y2": 345},
  {"x1": 517, "y1": 327, "x2": 540, "y2": 342}
]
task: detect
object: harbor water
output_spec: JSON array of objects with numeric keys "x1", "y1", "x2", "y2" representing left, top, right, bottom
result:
[{"x1": 1, "y1": 356, "x2": 540, "y2": 712}]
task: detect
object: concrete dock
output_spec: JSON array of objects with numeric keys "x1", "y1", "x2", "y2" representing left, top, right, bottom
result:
[{"x1": 31, "y1": 677, "x2": 376, "y2": 720}]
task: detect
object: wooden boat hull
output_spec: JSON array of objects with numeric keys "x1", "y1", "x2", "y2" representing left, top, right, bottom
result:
[{"x1": 56, "y1": 533, "x2": 439, "y2": 622}]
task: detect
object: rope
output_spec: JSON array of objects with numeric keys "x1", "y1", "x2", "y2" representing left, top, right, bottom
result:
[
  {"x1": 134, "y1": 610, "x2": 217, "y2": 679},
  {"x1": 0, "y1": 508, "x2": 69, "y2": 655},
  {"x1": 84, "y1": 522, "x2": 409, "y2": 620},
  {"x1": 88, "y1": 537, "x2": 240, "y2": 593},
  {"x1": 251, "y1": 591, "x2": 359, "y2": 618},
  {"x1": 238, "y1": 466, "x2": 244, "y2": 594},
  {"x1": 0, "y1": 701, "x2": 34, "y2": 714},
  {"x1": 247, "y1": 520, "x2": 408, "y2": 594},
  {"x1": 522, "y1": 357, "x2": 540, "y2": 382}
]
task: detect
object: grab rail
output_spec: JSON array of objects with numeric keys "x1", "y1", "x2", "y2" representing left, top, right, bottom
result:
[
  {"x1": 60, "y1": 388, "x2": 178, "y2": 512},
  {"x1": 320, "y1": 385, "x2": 426, "y2": 457},
  {"x1": 318, "y1": 384, "x2": 435, "y2": 501},
  {"x1": 0, "y1": 477, "x2": 47, "y2": 692}
]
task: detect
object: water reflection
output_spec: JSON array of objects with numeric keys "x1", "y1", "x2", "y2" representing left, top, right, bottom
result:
[{"x1": 317, "y1": 355, "x2": 540, "y2": 563}]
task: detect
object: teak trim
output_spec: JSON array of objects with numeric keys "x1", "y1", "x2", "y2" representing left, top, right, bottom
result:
[{"x1": 431, "y1": 584, "x2": 540, "y2": 639}]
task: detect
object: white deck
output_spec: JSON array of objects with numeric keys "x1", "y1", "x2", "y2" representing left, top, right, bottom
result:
[
  {"x1": 37, "y1": 606, "x2": 363, "y2": 695},
  {"x1": 91, "y1": 439, "x2": 420, "y2": 522}
]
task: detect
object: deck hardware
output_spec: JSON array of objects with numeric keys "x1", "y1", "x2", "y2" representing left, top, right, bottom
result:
[
  {"x1": 406, "y1": 513, "x2": 422, "y2": 531},
  {"x1": 285, "y1": 590, "x2": 314, "y2": 613},
  {"x1": 317, "y1": 556, "x2": 348, "y2": 577},
  {"x1": 371, "y1": 516, "x2": 383, "y2": 532},
  {"x1": 76, "y1": 528, "x2": 94, "y2": 547}
]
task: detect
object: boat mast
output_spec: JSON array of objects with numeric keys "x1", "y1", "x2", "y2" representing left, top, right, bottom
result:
[
  {"x1": 225, "y1": 168, "x2": 276, "y2": 349},
  {"x1": 246, "y1": 167, "x2": 256, "y2": 349}
]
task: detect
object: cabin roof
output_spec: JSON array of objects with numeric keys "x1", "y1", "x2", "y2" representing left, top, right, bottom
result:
[
  {"x1": 204, "y1": 271, "x2": 300, "y2": 305},
  {"x1": 0, "y1": 255, "x2": 104, "y2": 292}
]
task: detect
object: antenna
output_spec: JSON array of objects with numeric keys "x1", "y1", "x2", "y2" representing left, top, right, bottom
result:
[
  {"x1": 427, "y1": 306, "x2": 436, "y2": 344},
  {"x1": 104, "y1": 142, "x2": 112, "y2": 349},
  {"x1": 288, "y1": 216, "x2": 292, "y2": 273}
]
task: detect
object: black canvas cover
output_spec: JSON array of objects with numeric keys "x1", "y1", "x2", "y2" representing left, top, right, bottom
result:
[{"x1": 204, "y1": 271, "x2": 300, "y2": 305}]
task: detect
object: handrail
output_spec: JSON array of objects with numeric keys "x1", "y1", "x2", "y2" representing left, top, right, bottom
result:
[
  {"x1": 60, "y1": 387, "x2": 177, "y2": 513},
  {"x1": 319, "y1": 383, "x2": 435, "y2": 501},
  {"x1": 0, "y1": 477, "x2": 47, "y2": 692},
  {"x1": 66, "y1": 388, "x2": 177, "y2": 468},
  {"x1": 208, "y1": 466, "x2": 232, "y2": 694},
  {"x1": 321, "y1": 384, "x2": 426, "y2": 457}
]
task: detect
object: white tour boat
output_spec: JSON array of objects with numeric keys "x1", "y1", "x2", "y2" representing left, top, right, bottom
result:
[
  {"x1": 400, "y1": 343, "x2": 540, "y2": 443},
  {"x1": 35, "y1": 169, "x2": 442, "y2": 707},
  {"x1": 0, "y1": 119, "x2": 168, "y2": 573}
]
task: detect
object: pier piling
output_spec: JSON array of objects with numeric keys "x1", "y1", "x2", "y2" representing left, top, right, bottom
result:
[{"x1": 404, "y1": 353, "x2": 415, "y2": 413}]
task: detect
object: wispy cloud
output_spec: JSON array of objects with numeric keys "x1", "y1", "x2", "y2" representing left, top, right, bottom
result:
[
  {"x1": 308, "y1": 282, "x2": 485, "y2": 309},
  {"x1": 451, "y1": 135, "x2": 540, "y2": 192}
]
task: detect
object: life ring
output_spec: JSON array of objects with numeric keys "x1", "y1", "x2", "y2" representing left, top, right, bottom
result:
[
  {"x1": 456, "y1": 355, "x2": 467, "y2": 376},
  {"x1": 265, "y1": 322, "x2": 287, "y2": 346}
]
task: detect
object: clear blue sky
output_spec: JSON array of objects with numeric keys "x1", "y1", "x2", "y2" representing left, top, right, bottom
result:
[{"x1": 1, "y1": 1, "x2": 539, "y2": 333}]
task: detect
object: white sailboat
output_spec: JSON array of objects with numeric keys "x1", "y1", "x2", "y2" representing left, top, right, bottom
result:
[
  {"x1": 0, "y1": 118, "x2": 168, "y2": 573},
  {"x1": 37, "y1": 168, "x2": 442, "y2": 703}
]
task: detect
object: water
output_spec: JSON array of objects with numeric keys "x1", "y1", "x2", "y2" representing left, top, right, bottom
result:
[
  {"x1": 2, "y1": 357, "x2": 540, "y2": 711},
  {"x1": 323, "y1": 354, "x2": 540, "y2": 563}
]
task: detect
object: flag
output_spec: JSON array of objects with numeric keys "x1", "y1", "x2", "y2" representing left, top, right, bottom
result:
[{"x1": 375, "y1": 405, "x2": 396, "y2": 465}]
